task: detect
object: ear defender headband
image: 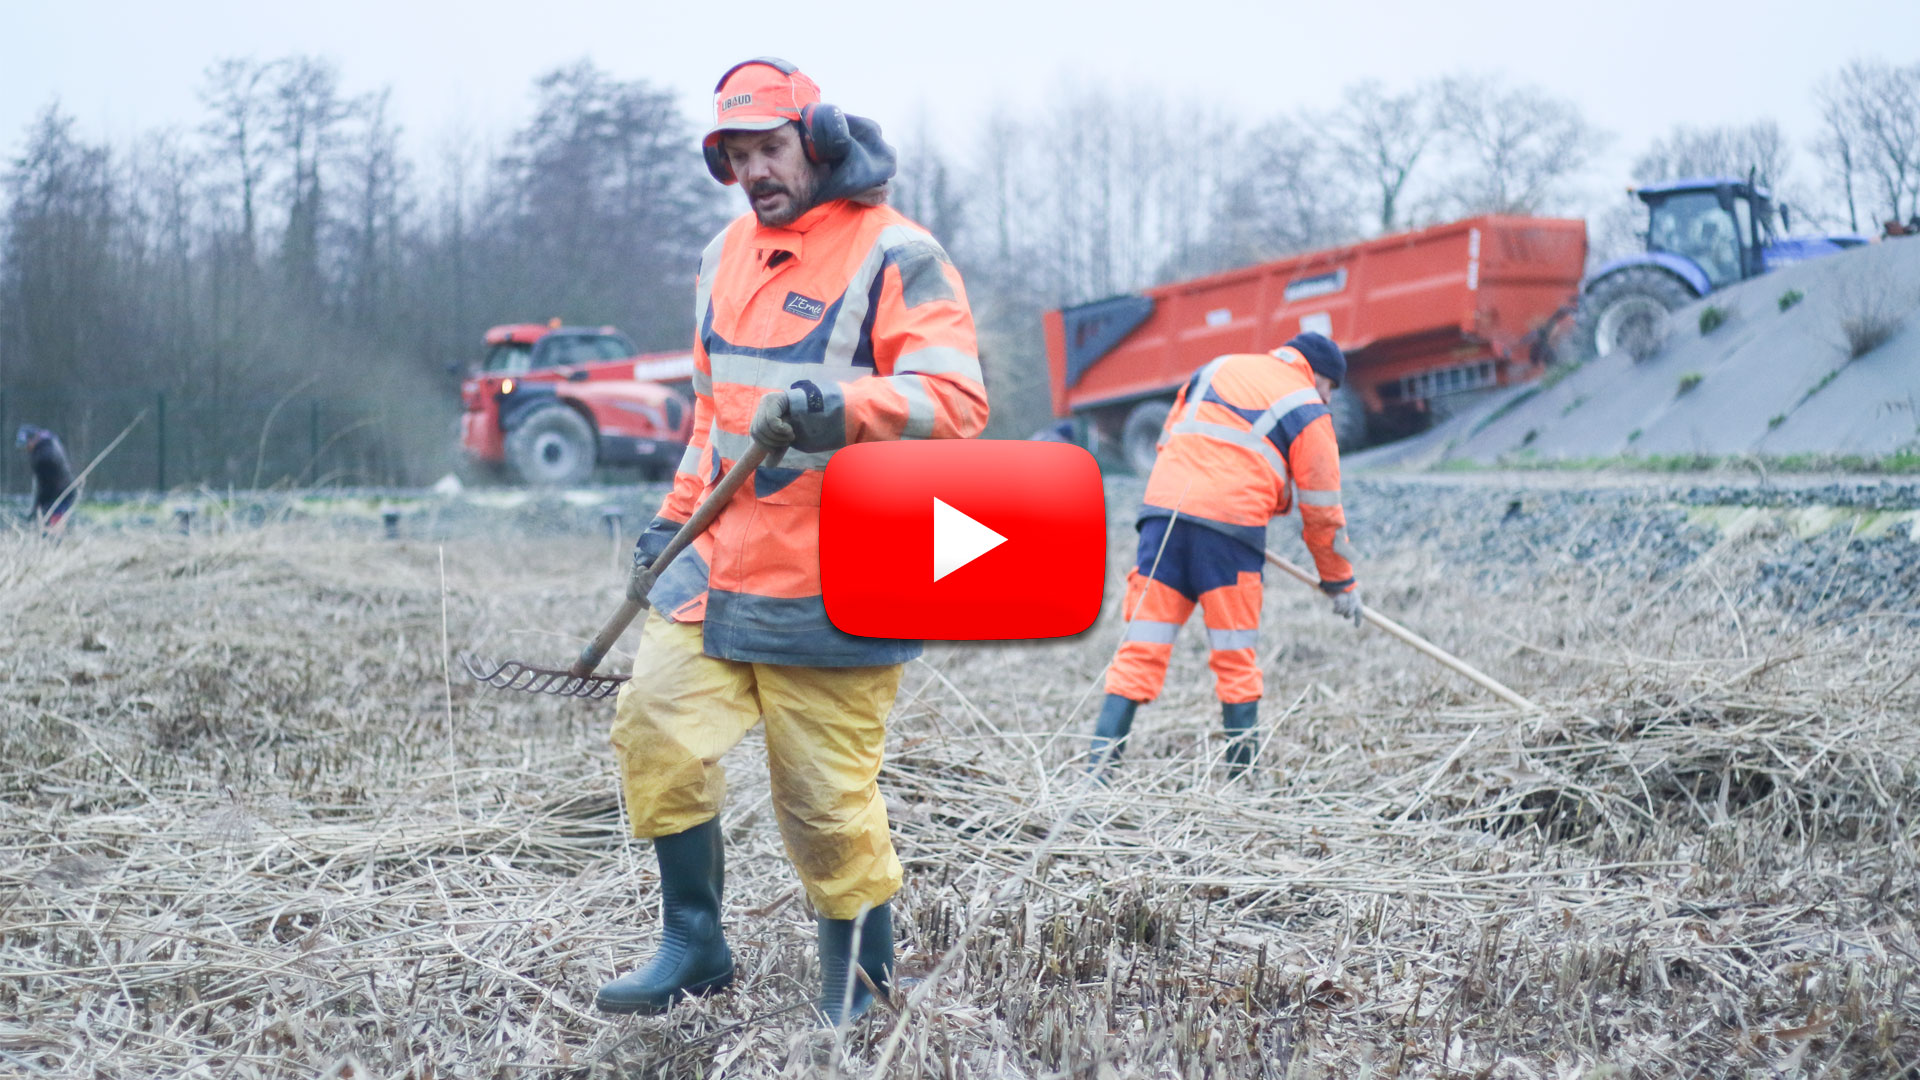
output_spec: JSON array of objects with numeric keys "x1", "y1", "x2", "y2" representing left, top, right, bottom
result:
[{"x1": 703, "y1": 57, "x2": 853, "y2": 185}]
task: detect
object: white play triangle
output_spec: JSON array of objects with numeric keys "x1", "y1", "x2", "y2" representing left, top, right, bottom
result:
[{"x1": 932, "y1": 497, "x2": 1007, "y2": 581}]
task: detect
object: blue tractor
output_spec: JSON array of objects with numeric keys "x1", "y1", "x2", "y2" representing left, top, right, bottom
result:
[{"x1": 1576, "y1": 176, "x2": 1868, "y2": 358}]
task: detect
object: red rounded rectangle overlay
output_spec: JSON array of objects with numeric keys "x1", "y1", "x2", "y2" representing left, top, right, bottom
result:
[{"x1": 821, "y1": 440, "x2": 1107, "y2": 640}]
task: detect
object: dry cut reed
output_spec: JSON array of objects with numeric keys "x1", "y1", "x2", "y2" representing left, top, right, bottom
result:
[{"x1": 0, "y1": 486, "x2": 1916, "y2": 1078}]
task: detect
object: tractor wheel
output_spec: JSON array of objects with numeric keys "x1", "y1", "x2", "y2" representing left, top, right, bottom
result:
[
  {"x1": 506, "y1": 406, "x2": 596, "y2": 486},
  {"x1": 1120, "y1": 399, "x2": 1173, "y2": 476},
  {"x1": 1577, "y1": 268, "x2": 1696, "y2": 361},
  {"x1": 1327, "y1": 387, "x2": 1370, "y2": 451}
]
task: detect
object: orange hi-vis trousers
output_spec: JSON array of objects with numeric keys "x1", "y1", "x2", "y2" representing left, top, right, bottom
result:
[{"x1": 1106, "y1": 517, "x2": 1267, "y2": 705}]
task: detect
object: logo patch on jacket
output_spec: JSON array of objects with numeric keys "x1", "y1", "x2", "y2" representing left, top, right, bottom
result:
[{"x1": 783, "y1": 292, "x2": 826, "y2": 321}]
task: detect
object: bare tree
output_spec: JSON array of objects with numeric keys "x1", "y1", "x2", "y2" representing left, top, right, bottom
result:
[
  {"x1": 976, "y1": 85, "x2": 1251, "y2": 305},
  {"x1": 1633, "y1": 121, "x2": 1792, "y2": 188},
  {"x1": 339, "y1": 88, "x2": 409, "y2": 330},
  {"x1": 892, "y1": 114, "x2": 966, "y2": 247},
  {"x1": 1815, "y1": 59, "x2": 1920, "y2": 230},
  {"x1": 972, "y1": 107, "x2": 1025, "y2": 276},
  {"x1": 270, "y1": 56, "x2": 350, "y2": 309},
  {"x1": 486, "y1": 60, "x2": 720, "y2": 348},
  {"x1": 949, "y1": 90, "x2": 1247, "y2": 437},
  {"x1": 1154, "y1": 101, "x2": 1240, "y2": 282},
  {"x1": 1628, "y1": 120, "x2": 1836, "y2": 233},
  {"x1": 1026, "y1": 88, "x2": 1110, "y2": 302},
  {"x1": 1210, "y1": 114, "x2": 1356, "y2": 266},
  {"x1": 122, "y1": 130, "x2": 204, "y2": 386},
  {"x1": 1327, "y1": 80, "x2": 1437, "y2": 232},
  {"x1": 1436, "y1": 76, "x2": 1605, "y2": 215},
  {"x1": 1815, "y1": 86, "x2": 1865, "y2": 233},
  {"x1": 1, "y1": 107, "x2": 119, "y2": 394},
  {"x1": 197, "y1": 58, "x2": 276, "y2": 262}
]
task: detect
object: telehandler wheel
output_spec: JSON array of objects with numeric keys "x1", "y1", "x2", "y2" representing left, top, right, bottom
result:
[
  {"x1": 506, "y1": 405, "x2": 596, "y2": 486},
  {"x1": 1121, "y1": 399, "x2": 1172, "y2": 476},
  {"x1": 1577, "y1": 268, "x2": 1695, "y2": 361}
]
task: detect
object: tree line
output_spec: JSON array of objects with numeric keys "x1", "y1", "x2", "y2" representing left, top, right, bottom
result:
[
  {"x1": 4, "y1": 56, "x2": 1916, "y2": 488},
  {"x1": 1, "y1": 57, "x2": 722, "y2": 492}
]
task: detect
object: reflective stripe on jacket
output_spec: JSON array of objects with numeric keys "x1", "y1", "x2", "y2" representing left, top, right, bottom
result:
[
  {"x1": 640, "y1": 198, "x2": 989, "y2": 665},
  {"x1": 1138, "y1": 348, "x2": 1356, "y2": 592}
]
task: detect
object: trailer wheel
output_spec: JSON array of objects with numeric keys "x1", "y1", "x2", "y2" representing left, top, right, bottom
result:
[
  {"x1": 1121, "y1": 399, "x2": 1172, "y2": 475},
  {"x1": 506, "y1": 405, "x2": 596, "y2": 486},
  {"x1": 1328, "y1": 388, "x2": 1370, "y2": 451},
  {"x1": 1578, "y1": 268, "x2": 1695, "y2": 360}
]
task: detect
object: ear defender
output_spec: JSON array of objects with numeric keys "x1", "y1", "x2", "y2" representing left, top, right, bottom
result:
[
  {"x1": 799, "y1": 104, "x2": 851, "y2": 166},
  {"x1": 705, "y1": 141, "x2": 734, "y2": 185}
]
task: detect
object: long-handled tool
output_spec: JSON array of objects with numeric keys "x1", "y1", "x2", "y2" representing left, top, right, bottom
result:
[
  {"x1": 1263, "y1": 548, "x2": 1538, "y2": 711},
  {"x1": 463, "y1": 443, "x2": 771, "y2": 699}
]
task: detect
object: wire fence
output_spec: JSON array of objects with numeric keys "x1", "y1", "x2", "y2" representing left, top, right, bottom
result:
[{"x1": 1, "y1": 385, "x2": 454, "y2": 498}]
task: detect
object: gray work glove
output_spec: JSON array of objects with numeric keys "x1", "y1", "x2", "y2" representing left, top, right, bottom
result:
[
  {"x1": 627, "y1": 550, "x2": 657, "y2": 603},
  {"x1": 750, "y1": 390, "x2": 797, "y2": 450},
  {"x1": 1330, "y1": 587, "x2": 1363, "y2": 628},
  {"x1": 627, "y1": 522, "x2": 672, "y2": 602}
]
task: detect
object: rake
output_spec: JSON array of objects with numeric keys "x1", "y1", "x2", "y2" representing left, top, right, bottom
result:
[
  {"x1": 1263, "y1": 547, "x2": 1538, "y2": 711},
  {"x1": 464, "y1": 442, "x2": 771, "y2": 698}
]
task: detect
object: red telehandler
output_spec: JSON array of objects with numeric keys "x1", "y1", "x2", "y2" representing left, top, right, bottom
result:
[{"x1": 458, "y1": 322, "x2": 696, "y2": 486}]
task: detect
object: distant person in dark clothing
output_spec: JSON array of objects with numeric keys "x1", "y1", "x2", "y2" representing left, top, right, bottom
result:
[{"x1": 16, "y1": 425, "x2": 76, "y2": 529}]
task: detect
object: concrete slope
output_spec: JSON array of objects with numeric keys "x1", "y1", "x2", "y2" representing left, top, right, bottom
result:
[
  {"x1": 1357, "y1": 238, "x2": 1920, "y2": 468},
  {"x1": 1341, "y1": 383, "x2": 1535, "y2": 470},
  {"x1": 1760, "y1": 243, "x2": 1920, "y2": 456}
]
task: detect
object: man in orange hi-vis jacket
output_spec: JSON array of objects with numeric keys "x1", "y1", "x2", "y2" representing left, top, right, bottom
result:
[
  {"x1": 595, "y1": 58, "x2": 988, "y2": 1026},
  {"x1": 1090, "y1": 332, "x2": 1360, "y2": 779}
]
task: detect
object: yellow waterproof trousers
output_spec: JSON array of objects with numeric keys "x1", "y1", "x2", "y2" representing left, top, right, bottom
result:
[{"x1": 609, "y1": 613, "x2": 905, "y2": 919}]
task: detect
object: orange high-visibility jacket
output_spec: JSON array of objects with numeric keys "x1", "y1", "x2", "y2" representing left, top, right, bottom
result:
[
  {"x1": 640, "y1": 198, "x2": 989, "y2": 665},
  {"x1": 1139, "y1": 348, "x2": 1356, "y2": 593}
]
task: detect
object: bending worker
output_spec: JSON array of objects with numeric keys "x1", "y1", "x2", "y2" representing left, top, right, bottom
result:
[
  {"x1": 1089, "y1": 333, "x2": 1360, "y2": 777},
  {"x1": 16, "y1": 426, "x2": 76, "y2": 530},
  {"x1": 597, "y1": 58, "x2": 987, "y2": 1025}
]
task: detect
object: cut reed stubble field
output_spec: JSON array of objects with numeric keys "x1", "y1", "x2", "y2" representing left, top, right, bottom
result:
[{"x1": 1, "y1": 478, "x2": 1916, "y2": 1078}]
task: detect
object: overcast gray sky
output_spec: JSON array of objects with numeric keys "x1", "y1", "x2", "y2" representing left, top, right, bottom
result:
[{"x1": 7, "y1": 0, "x2": 1918, "y2": 213}]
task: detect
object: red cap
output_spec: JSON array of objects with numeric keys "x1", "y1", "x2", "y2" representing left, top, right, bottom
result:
[{"x1": 704, "y1": 58, "x2": 820, "y2": 152}]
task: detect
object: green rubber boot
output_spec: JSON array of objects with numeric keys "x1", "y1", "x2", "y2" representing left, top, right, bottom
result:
[
  {"x1": 596, "y1": 817, "x2": 734, "y2": 1013},
  {"x1": 1221, "y1": 700, "x2": 1259, "y2": 778},
  {"x1": 1087, "y1": 694, "x2": 1141, "y2": 774},
  {"x1": 816, "y1": 902, "x2": 894, "y2": 1026}
]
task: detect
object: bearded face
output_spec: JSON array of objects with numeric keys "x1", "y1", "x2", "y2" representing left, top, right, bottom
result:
[{"x1": 722, "y1": 125, "x2": 827, "y2": 227}]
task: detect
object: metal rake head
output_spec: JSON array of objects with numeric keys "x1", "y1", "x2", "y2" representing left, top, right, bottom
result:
[{"x1": 460, "y1": 653, "x2": 628, "y2": 700}]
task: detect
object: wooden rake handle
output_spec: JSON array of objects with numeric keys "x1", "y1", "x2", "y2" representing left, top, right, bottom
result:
[
  {"x1": 1263, "y1": 548, "x2": 1538, "y2": 712},
  {"x1": 569, "y1": 442, "x2": 771, "y2": 678}
]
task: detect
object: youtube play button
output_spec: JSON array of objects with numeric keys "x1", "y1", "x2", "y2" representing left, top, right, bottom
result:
[
  {"x1": 821, "y1": 441, "x2": 1106, "y2": 639},
  {"x1": 932, "y1": 498, "x2": 1005, "y2": 581}
]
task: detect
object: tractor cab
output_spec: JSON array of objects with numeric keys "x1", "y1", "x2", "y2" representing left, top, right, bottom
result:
[
  {"x1": 1637, "y1": 177, "x2": 1776, "y2": 291},
  {"x1": 478, "y1": 323, "x2": 638, "y2": 377},
  {"x1": 1578, "y1": 177, "x2": 1866, "y2": 359}
]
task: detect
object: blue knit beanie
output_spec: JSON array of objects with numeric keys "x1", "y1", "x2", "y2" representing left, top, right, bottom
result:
[{"x1": 1283, "y1": 333, "x2": 1345, "y2": 388}]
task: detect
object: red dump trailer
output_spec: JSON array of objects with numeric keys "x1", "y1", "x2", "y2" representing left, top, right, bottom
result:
[{"x1": 1042, "y1": 215, "x2": 1588, "y2": 471}]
